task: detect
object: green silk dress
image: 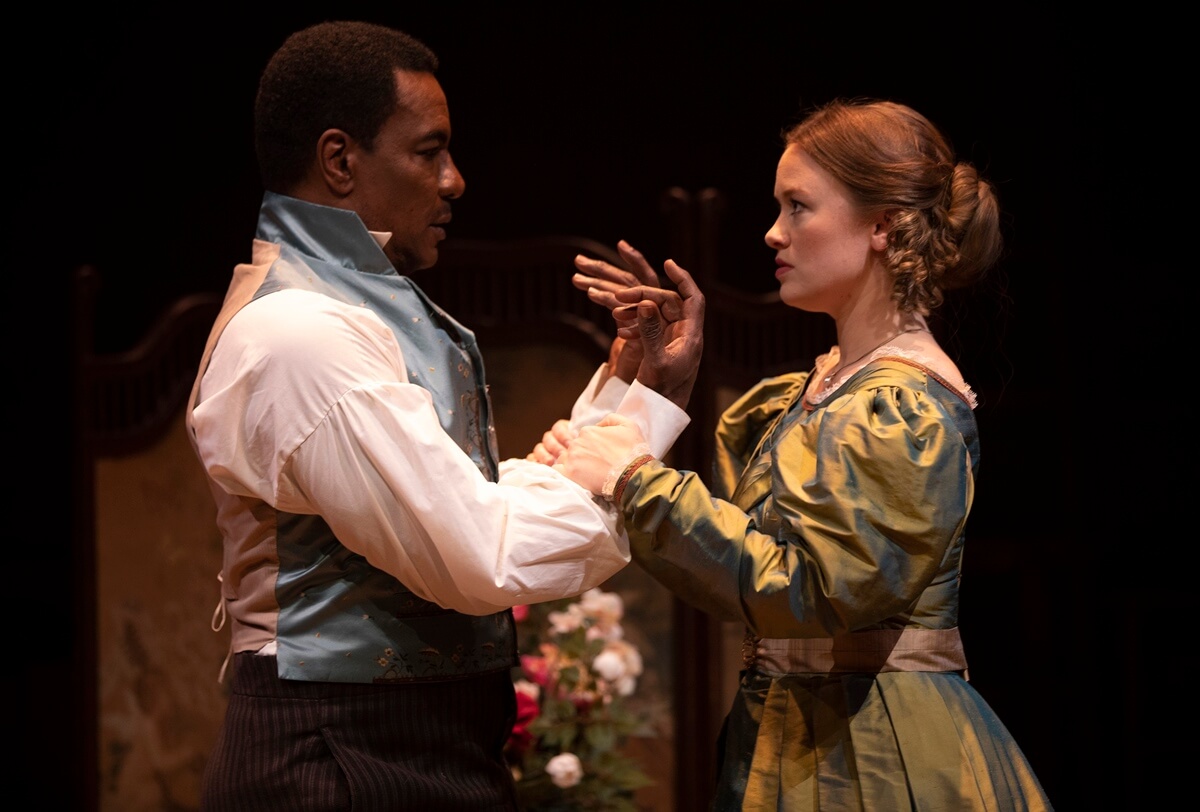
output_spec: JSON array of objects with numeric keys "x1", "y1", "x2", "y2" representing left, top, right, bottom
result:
[{"x1": 619, "y1": 354, "x2": 1052, "y2": 811}]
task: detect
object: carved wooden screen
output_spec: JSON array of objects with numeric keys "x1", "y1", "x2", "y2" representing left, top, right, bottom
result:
[{"x1": 73, "y1": 265, "x2": 225, "y2": 812}]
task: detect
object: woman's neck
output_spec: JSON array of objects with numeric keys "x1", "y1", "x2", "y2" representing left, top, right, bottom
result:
[
  {"x1": 832, "y1": 284, "x2": 929, "y2": 363},
  {"x1": 822, "y1": 300, "x2": 931, "y2": 392},
  {"x1": 834, "y1": 316, "x2": 928, "y2": 361}
]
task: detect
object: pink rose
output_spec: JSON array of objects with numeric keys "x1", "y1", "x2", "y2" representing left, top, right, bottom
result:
[{"x1": 520, "y1": 654, "x2": 550, "y2": 686}]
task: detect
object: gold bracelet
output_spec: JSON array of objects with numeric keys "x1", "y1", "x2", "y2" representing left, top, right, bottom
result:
[{"x1": 612, "y1": 454, "x2": 655, "y2": 504}]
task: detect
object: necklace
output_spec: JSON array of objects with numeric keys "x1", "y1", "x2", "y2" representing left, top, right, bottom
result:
[{"x1": 822, "y1": 326, "x2": 928, "y2": 388}]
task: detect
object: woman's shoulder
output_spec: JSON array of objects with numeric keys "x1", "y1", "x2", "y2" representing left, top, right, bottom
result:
[
  {"x1": 808, "y1": 347, "x2": 977, "y2": 411},
  {"x1": 715, "y1": 371, "x2": 811, "y2": 454},
  {"x1": 720, "y1": 371, "x2": 810, "y2": 424},
  {"x1": 801, "y1": 355, "x2": 981, "y2": 465}
]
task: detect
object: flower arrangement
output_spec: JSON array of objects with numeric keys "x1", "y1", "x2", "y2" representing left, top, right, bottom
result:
[{"x1": 506, "y1": 588, "x2": 655, "y2": 811}]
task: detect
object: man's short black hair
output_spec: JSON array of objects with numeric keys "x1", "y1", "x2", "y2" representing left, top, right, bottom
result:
[{"x1": 254, "y1": 20, "x2": 439, "y2": 192}]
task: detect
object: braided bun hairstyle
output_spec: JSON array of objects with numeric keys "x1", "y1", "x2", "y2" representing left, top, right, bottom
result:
[{"x1": 784, "y1": 99, "x2": 1002, "y2": 314}]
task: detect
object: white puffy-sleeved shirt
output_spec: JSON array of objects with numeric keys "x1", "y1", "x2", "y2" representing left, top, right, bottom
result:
[{"x1": 192, "y1": 276, "x2": 690, "y2": 638}]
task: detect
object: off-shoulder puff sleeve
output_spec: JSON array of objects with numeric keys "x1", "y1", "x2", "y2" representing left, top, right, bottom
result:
[
  {"x1": 621, "y1": 368, "x2": 975, "y2": 637},
  {"x1": 711, "y1": 372, "x2": 809, "y2": 501}
]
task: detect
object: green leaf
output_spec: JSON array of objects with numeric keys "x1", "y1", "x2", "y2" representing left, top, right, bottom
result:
[{"x1": 583, "y1": 722, "x2": 617, "y2": 752}]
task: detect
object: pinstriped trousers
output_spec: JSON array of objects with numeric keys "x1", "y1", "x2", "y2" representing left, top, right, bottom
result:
[{"x1": 200, "y1": 653, "x2": 519, "y2": 811}]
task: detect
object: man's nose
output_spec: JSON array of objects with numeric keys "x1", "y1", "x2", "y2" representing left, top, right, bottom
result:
[{"x1": 441, "y1": 154, "x2": 466, "y2": 199}]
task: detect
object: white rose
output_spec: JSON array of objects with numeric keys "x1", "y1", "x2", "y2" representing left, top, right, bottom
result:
[
  {"x1": 581, "y1": 589, "x2": 624, "y2": 624},
  {"x1": 586, "y1": 622, "x2": 624, "y2": 642},
  {"x1": 592, "y1": 649, "x2": 627, "y2": 682},
  {"x1": 548, "y1": 604, "x2": 585, "y2": 634},
  {"x1": 545, "y1": 752, "x2": 584, "y2": 788}
]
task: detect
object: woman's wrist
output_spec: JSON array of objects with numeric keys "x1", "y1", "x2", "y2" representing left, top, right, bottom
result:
[
  {"x1": 609, "y1": 453, "x2": 657, "y2": 503},
  {"x1": 600, "y1": 444, "x2": 652, "y2": 502}
]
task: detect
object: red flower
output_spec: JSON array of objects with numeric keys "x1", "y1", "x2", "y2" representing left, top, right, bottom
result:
[
  {"x1": 512, "y1": 604, "x2": 529, "y2": 623},
  {"x1": 520, "y1": 654, "x2": 550, "y2": 686},
  {"x1": 507, "y1": 689, "x2": 541, "y2": 756}
]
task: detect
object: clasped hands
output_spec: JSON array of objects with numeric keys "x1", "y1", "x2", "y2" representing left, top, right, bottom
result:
[{"x1": 528, "y1": 240, "x2": 705, "y2": 499}]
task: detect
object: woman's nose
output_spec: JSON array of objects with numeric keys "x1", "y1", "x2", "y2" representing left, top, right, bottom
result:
[{"x1": 764, "y1": 219, "x2": 786, "y2": 248}]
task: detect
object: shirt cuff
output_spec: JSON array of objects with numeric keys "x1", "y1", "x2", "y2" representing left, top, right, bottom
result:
[
  {"x1": 616, "y1": 379, "x2": 690, "y2": 458},
  {"x1": 569, "y1": 365, "x2": 630, "y2": 429}
]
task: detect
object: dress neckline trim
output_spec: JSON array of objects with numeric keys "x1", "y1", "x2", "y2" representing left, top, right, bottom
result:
[{"x1": 803, "y1": 346, "x2": 977, "y2": 410}]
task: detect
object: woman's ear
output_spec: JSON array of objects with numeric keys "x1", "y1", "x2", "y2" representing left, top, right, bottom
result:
[
  {"x1": 870, "y1": 210, "x2": 894, "y2": 252},
  {"x1": 316, "y1": 129, "x2": 355, "y2": 196}
]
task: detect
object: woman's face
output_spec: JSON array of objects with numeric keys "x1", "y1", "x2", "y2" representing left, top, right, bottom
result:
[{"x1": 764, "y1": 145, "x2": 884, "y2": 316}]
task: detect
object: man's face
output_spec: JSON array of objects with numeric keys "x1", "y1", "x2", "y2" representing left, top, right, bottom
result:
[{"x1": 351, "y1": 70, "x2": 465, "y2": 272}]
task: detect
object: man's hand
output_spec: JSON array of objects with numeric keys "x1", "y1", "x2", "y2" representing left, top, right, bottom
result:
[
  {"x1": 573, "y1": 240, "x2": 680, "y2": 384},
  {"x1": 572, "y1": 240, "x2": 672, "y2": 311},
  {"x1": 612, "y1": 260, "x2": 704, "y2": 410},
  {"x1": 607, "y1": 336, "x2": 642, "y2": 385}
]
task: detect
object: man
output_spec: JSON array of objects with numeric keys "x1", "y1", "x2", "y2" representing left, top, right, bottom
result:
[{"x1": 186, "y1": 20, "x2": 694, "y2": 811}]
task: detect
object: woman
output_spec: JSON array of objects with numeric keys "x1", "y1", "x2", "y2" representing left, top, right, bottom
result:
[{"x1": 555, "y1": 99, "x2": 1052, "y2": 810}]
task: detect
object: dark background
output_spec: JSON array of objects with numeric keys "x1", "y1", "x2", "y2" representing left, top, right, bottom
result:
[{"x1": 20, "y1": 4, "x2": 1177, "y2": 809}]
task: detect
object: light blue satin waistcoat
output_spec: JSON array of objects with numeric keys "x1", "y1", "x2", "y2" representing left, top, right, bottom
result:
[{"x1": 254, "y1": 192, "x2": 515, "y2": 682}]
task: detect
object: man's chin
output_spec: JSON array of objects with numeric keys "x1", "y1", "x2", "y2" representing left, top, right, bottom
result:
[
  {"x1": 412, "y1": 249, "x2": 439, "y2": 273},
  {"x1": 387, "y1": 247, "x2": 439, "y2": 274}
]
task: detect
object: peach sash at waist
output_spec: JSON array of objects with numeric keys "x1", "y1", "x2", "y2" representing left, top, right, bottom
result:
[{"x1": 744, "y1": 627, "x2": 968, "y2": 676}]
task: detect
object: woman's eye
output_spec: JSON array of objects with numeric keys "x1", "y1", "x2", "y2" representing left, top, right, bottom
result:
[{"x1": 789, "y1": 199, "x2": 804, "y2": 215}]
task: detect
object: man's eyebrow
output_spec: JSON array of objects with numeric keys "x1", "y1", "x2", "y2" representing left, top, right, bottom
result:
[{"x1": 418, "y1": 128, "x2": 450, "y2": 145}]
